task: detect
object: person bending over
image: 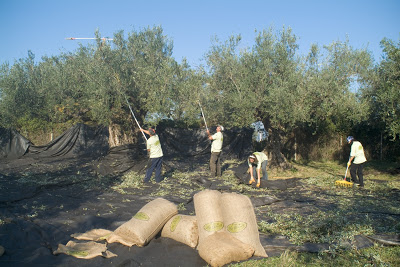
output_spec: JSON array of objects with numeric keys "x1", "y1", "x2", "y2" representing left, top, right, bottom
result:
[{"x1": 248, "y1": 152, "x2": 268, "y2": 188}]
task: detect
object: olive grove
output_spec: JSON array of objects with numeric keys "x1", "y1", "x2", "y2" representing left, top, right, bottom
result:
[{"x1": 0, "y1": 26, "x2": 398, "y2": 162}]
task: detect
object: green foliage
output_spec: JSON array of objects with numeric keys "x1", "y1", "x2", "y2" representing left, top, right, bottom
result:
[
  {"x1": 16, "y1": 115, "x2": 49, "y2": 136},
  {"x1": 303, "y1": 38, "x2": 373, "y2": 136},
  {"x1": 204, "y1": 27, "x2": 306, "y2": 129},
  {"x1": 367, "y1": 37, "x2": 400, "y2": 140},
  {"x1": 0, "y1": 26, "x2": 398, "y2": 159},
  {"x1": 0, "y1": 51, "x2": 46, "y2": 127},
  {"x1": 112, "y1": 171, "x2": 143, "y2": 193},
  {"x1": 204, "y1": 27, "x2": 374, "y2": 137}
]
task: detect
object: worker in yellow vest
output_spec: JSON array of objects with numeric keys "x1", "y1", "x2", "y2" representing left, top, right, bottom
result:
[
  {"x1": 207, "y1": 125, "x2": 224, "y2": 177},
  {"x1": 248, "y1": 152, "x2": 268, "y2": 188},
  {"x1": 347, "y1": 136, "x2": 367, "y2": 187},
  {"x1": 141, "y1": 128, "x2": 164, "y2": 183}
]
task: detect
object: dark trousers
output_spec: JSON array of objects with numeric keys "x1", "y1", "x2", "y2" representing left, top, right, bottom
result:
[
  {"x1": 210, "y1": 152, "x2": 221, "y2": 176},
  {"x1": 350, "y1": 163, "x2": 364, "y2": 186},
  {"x1": 145, "y1": 157, "x2": 163, "y2": 183},
  {"x1": 251, "y1": 160, "x2": 268, "y2": 180}
]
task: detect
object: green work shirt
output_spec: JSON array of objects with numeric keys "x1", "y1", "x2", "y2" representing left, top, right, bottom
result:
[
  {"x1": 350, "y1": 141, "x2": 366, "y2": 164},
  {"x1": 147, "y1": 135, "x2": 163, "y2": 158},
  {"x1": 248, "y1": 152, "x2": 268, "y2": 169},
  {"x1": 211, "y1": 132, "x2": 223, "y2": 153}
]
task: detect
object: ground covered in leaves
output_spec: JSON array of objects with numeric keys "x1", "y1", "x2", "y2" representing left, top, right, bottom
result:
[{"x1": 0, "y1": 155, "x2": 400, "y2": 266}]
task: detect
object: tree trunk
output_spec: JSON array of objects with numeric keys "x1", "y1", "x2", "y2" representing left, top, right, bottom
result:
[
  {"x1": 262, "y1": 118, "x2": 292, "y2": 169},
  {"x1": 108, "y1": 123, "x2": 136, "y2": 147}
]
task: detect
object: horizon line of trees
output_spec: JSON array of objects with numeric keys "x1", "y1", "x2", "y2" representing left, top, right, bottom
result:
[{"x1": 0, "y1": 26, "x2": 399, "y2": 162}]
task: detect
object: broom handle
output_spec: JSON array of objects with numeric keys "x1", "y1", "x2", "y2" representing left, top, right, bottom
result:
[{"x1": 344, "y1": 164, "x2": 349, "y2": 180}]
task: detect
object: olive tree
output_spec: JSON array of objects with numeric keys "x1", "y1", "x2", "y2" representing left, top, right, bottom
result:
[
  {"x1": 371, "y1": 37, "x2": 400, "y2": 139},
  {"x1": 204, "y1": 27, "x2": 305, "y2": 167},
  {"x1": 0, "y1": 51, "x2": 47, "y2": 133}
]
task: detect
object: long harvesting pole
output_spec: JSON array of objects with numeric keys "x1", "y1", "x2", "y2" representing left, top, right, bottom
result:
[
  {"x1": 65, "y1": 37, "x2": 113, "y2": 41},
  {"x1": 112, "y1": 73, "x2": 147, "y2": 142},
  {"x1": 123, "y1": 94, "x2": 147, "y2": 141},
  {"x1": 198, "y1": 101, "x2": 209, "y2": 132}
]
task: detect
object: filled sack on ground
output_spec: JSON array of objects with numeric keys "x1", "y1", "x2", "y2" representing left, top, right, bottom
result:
[
  {"x1": 221, "y1": 192, "x2": 268, "y2": 257},
  {"x1": 197, "y1": 232, "x2": 255, "y2": 267},
  {"x1": 107, "y1": 198, "x2": 178, "y2": 246},
  {"x1": 53, "y1": 240, "x2": 117, "y2": 259},
  {"x1": 193, "y1": 190, "x2": 224, "y2": 244},
  {"x1": 161, "y1": 214, "x2": 199, "y2": 248},
  {"x1": 71, "y1": 229, "x2": 113, "y2": 241}
]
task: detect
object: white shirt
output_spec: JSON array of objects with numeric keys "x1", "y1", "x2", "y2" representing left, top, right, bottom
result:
[
  {"x1": 147, "y1": 135, "x2": 163, "y2": 158},
  {"x1": 211, "y1": 132, "x2": 223, "y2": 153},
  {"x1": 350, "y1": 141, "x2": 366, "y2": 164},
  {"x1": 248, "y1": 152, "x2": 268, "y2": 169}
]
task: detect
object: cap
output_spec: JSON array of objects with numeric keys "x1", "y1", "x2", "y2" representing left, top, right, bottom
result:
[
  {"x1": 346, "y1": 136, "x2": 354, "y2": 143},
  {"x1": 249, "y1": 155, "x2": 256, "y2": 159}
]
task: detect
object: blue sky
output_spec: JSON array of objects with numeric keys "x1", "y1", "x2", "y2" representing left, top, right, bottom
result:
[{"x1": 0, "y1": 0, "x2": 399, "y2": 68}]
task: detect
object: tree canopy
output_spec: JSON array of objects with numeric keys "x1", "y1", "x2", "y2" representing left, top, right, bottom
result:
[{"x1": 0, "y1": 26, "x2": 398, "y2": 160}]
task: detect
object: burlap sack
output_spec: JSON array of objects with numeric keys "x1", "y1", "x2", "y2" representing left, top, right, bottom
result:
[
  {"x1": 53, "y1": 240, "x2": 117, "y2": 259},
  {"x1": 107, "y1": 198, "x2": 178, "y2": 246},
  {"x1": 197, "y1": 232, "x2": 255, "y2": 267},
  {"x1": 221, "y1": 192, "x2": 268, "y2": 257},
  {"x1": 161, "y1": 214, "x2": 198, "y2": 248},
  {"x1": 193, "y1": 189, "x2": 224, "y2": 245},
  {"x1": 71, "y1": 229, "x2": 113, "y2": 241}
]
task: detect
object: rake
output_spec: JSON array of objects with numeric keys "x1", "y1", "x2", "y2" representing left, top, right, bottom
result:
[{"x1": 335, "y1": 163, "x2": 353, "y2": 187}]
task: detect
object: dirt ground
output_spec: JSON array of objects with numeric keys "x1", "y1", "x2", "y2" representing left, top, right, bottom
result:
[{"x1": 1, "y1": 152, "x2": 399, "y2": 266}]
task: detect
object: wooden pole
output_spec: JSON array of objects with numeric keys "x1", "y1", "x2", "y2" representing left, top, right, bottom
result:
[{"x1": 380, "y1": 132, "x2": 383, "y2": 160}]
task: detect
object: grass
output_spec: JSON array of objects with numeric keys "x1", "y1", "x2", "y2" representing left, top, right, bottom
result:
[
  {"x1": 229, "y1": 245, "x2": 400, "y2": 266},
  {"x1": 258, "y1": 210, "x2": 375, "y2": 245}
]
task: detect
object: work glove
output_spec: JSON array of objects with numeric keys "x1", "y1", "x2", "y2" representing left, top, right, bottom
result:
[{"x1": 347, "y1": 162, "x2": 351, "y2": 167}]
